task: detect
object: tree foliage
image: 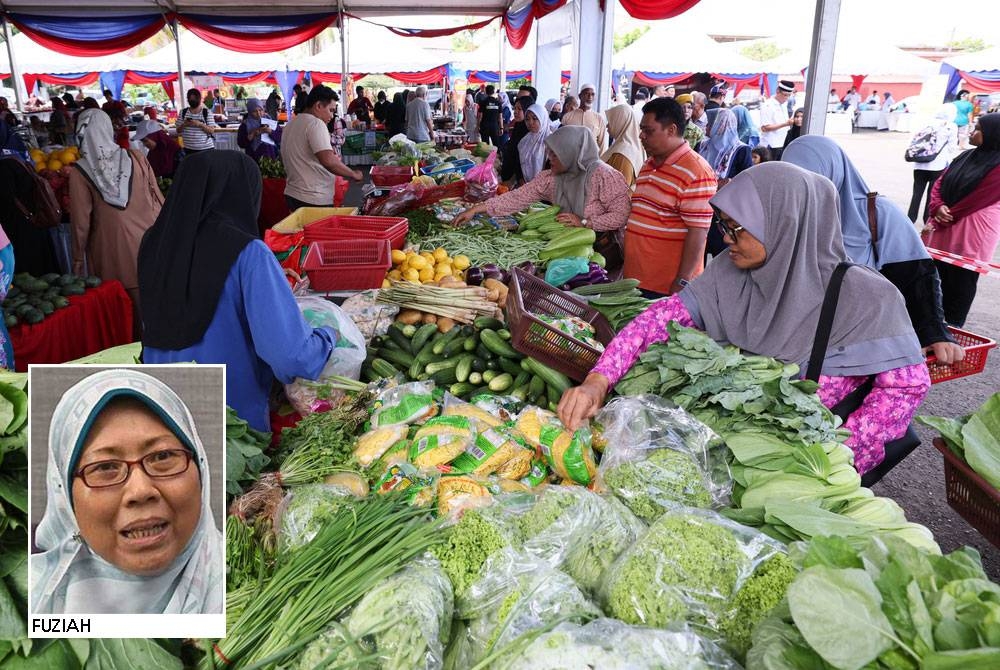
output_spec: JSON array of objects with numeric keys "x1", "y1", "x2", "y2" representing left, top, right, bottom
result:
[{"x1": 740, "y1": 41, "x2": 791, "y2": 62}]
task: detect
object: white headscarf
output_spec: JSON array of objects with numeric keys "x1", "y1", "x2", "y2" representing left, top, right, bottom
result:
[
  {"x1": 518, "y1": 103, "x2": 553, "y2": 182},
  {"x1": 601, "y1": 104, "x2": 644, "y2": 179},
  {"x1": 30, "y1": 370, "x2": 223, "y2": 614},
  {"x1": 74, "y1": 109, "x2": 134, "y2": 209}
]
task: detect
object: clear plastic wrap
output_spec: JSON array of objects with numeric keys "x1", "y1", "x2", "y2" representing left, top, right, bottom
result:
[
  {"x1": 371, "y1": 381, "x2": 440, "y2": 427},
  {"x1": 285, "y1": 296, "x2": 368, "y2": 415},
  {"x1": 275, "y1": 483, "x2": 355, "y2": 554},
  {"x1": 410, "y1": 415, "x2": 477, "y2": 468},
  {"x1": 595, "y1": 395, "x2": 732, "y2": 520},
  {"x1": 560, "y1": 494, "x2": 646, "y2": 598},
  {"x1": 515, "y1": 407, "x2": 597, "y2": 486},
  {"x1": 344, "y1": 556, "x2": 455, "y2": 670},
  {"x1": 600, "y1": 506, "x2": 784, "y2": 633},
  {"x1": 296, "y1": 621, "x2": 374, "y2": 670},
  {"x1": 340, "y1": 289, "x2": 400, "y2": 341},
  {"x1": 503, "y1": 619, "x2": 743, "y2": 670},
  {"x1": 463, "y1": 555, "x2": 601, "y2": 664}
]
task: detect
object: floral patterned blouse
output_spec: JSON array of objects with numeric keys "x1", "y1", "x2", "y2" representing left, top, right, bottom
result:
[{"x1": 591, "y1": 295, "x2": 931, "y2": 475}]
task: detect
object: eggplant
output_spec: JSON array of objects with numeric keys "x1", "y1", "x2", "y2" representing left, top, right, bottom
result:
[
  {"x1": 465, "y1": 266, "x2": 485, "y2": 286},
  {"x1": 498, "y1": 269, "x2": 510, "y2": 284},
  {"x1": 480, "y1": 264, "x2": 504, "y2": 281},
  {"x1": 515, "y1": 261, "x2": 537, "y2": 276}
]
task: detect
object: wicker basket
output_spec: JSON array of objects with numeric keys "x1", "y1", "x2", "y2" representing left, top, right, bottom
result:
[{"x1": 934, "y1": 437, "x2": 1000, "y2": 549}]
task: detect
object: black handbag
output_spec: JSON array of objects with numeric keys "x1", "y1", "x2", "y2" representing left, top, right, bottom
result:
[
  {"x1": 594, "y1": 229, "x2": 624, "y2": 276},
  {"x1": 807, "y1": 262, "x2": 921, "y2": 488}
]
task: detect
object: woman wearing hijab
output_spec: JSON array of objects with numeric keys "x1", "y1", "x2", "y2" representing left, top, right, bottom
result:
[
  {"x1": 781, "y1": 108, "x2": 805, "y2": 149},
  {"x1": 544, "y1": 99, "x2": 562, "y2": 128},
  {"x1": 500, "y1": 96, "x2": 533, "y2": 184},
  {"x1": 922, "y1": 113, "x2": 1000, "y2": 327},
  {"x1": 30, "y1": 369, "x2": 223, "y2": 614},
  {"x1": 0, "y1": 117, "x2": 29, "y2": 161},
  {"x1": 69, "y1": 109, "x2": 162, "y2": 339},
  {"x1": 237, "y1": 98, "x2": 280, "y2": 162},
  {"x1": 464, "y1": 92, "x2": 480, "y2": 142},
  {"x1": 139, "y1": 152, "x2": 336, "y2": 433},
  {"x1": 602, "y1": 104, "x2": 644, "y2": 188},
  {"x1": 385, "y1": 92, "x2": 407, "y2": 137},
  {"x1": 731, "y1": 105, "x2": 760, "y2": 148},
  {"x1": 882, "y1": 92, "x2": 896, "y2": 113},
  {"x1": 518, "y1": 102, "x2": 553, "y2": 183},
  {"x1": 133, "y1": 120, "x2": 181, "y2": 179},
  {"x1": 700, "y1": 108, "x2": 753, "y2": 257},
  {"x1": 558, "y1": 162, "x2": 930, "y2": 478},
  {"x1": 908, "y1": 104, "x2": 959, "y2": 224},
  {"x1": 783, "y1": 134, "x2": 963, "y2": 364},
  {"x1": 455, "y1": 125, "x2": 630, "y2": 270}
]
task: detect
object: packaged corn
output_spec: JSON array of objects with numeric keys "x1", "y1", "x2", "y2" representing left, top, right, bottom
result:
[
  {"x1": 442, "y1": 393, "x2": 503, "y2": 428},
  {"x1": 437, "y1": 475, "x2": 493, "y2": 517},
  {"x1": 371, "y1": 381, "x2": 440, "y2": 427},
  {"x1": 410, "y1": 415, "x2": 476, "y2": 468},
  {"x1": 354, "y1": 424, "x2": 409, "y2": 467},
  {"x1": 375, "y1": 462, "x2": 438, "y2": 506},
  {"x1": 451, "y1": 425, "x2": 533, "y2": 478},
  {"x1": 515, "y1": 407, "x2": 597, "y2": 486}
]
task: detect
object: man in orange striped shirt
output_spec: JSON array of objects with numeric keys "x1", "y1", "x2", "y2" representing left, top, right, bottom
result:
[{"x1": 625, "y1": 97, "x2": 717, "y2": 295}]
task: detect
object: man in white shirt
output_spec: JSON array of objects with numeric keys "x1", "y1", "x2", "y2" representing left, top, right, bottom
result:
[
  {"x1": 691, "y1": 91, "x2": 708, "y2": 132},
  {"x1": 632, "y1": 88, "x2": 649, "y2": 119},
  {"x1": 653, "y1": 84, "x2": 675, "y2": 99},
  {"x1": 759, "y1": 80, "x2": 795, "y2": 155}
]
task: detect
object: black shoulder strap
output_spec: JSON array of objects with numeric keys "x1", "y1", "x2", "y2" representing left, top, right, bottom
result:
[
  {"x1": 866, "y1": 192, "x2": 880, "y2": 266},
  {"x1": 806, "y1": 262, "x2": 855, "y2": 382},
  {"x1": 203, "y1": 108, "x2": 209, "y2": 122}
]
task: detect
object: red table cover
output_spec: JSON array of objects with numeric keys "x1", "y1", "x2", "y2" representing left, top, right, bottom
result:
[
  {"x1": 259, "y1": 177, "x2": 291, "y2": 237},
  {"x1": 8, "y1": 280, "x2": 134, "y2": 372}
]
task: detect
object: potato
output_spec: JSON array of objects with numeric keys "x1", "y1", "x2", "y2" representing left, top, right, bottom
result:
[
  {"x1": 482, "y1": 279, "x2": 509, "y2": 308},
  {"x1": 437, "y1": 317, "x2": 456, "y2": 333},
  {"x1": 397, "y1": 309, "x2": 423, "y2": 325},
  {"x1": 422, "y1": 313, "x2": 438, "y2": 324}
]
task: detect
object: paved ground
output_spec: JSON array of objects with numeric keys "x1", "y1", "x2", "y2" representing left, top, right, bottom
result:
[{"x1": 832, "y1": 130, "x2": 1000, "y2": 576}]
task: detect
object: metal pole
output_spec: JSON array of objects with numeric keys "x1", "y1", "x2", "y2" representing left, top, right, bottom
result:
[
  {"x1": 802, "y1": 0, "x2": 841, "y2": 136},
  {"x1": 2, "y1": 16, "x2": 25, "y2": 113},
  {"x1": 338, "y1": 4, "x2": 349, "y2": 116},
  {"x1": 172, "y1": 18, "x2": 186, "y2": 113},
  {"x1": 499, "y1": 31, "x2": 507, "y2": 96}
]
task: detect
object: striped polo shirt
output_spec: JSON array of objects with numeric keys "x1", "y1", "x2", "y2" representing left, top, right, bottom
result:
[{"x1": 177, "y1": 106, "x2": 217, "y2": 151}]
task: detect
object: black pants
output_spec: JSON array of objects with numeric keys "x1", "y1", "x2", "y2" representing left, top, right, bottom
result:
[
  {"x1": 935, "y1": 259, "x2": 980, "y2": 328},
  {"x1": 285, "y1": 195, "x2": 330, "y2": 212},
  {"x1": 480, "y1": 126, "x2": 501, "y2": 148},
  {"x1": 908, "y1": 169, "x2": 942, "y2": 223}
]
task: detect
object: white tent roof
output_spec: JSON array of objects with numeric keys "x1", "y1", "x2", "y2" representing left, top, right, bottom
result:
[
  {"x1": 126, "y1": 31, "x2": 293, "y2": 74},
  {"x1": 942, "y1": 46, "x2": 1000, "y2": 73},
  {"x1": 2, "y1": 32, "x2": 134, "y2": 75},
  {"x1": 613, "y1": 22, "x2": 763, "y2": 75},
  {"x1": 293, "y1": 22, "x2": 454, "y2": 75}
]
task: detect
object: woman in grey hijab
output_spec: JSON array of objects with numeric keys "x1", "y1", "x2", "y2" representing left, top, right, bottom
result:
[
  {"x1": 558, "y1": 162, "x2": 930, "y2": 477},
  {"x1": 237, "y1": 98, "x2": 280, "y2": 162}
]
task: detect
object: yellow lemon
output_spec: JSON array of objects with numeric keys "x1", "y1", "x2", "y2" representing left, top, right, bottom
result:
[
  {"x1": 420, "y1": 251, "x2": 435, "y2": 263},
  {"x1": 60, "y1": 150, "x2": 76, "y2": 164},
  {"x1": 452, "y1": 254, "x2": 471, "y2": 271},
  {"x1": 47, "y1": 159, "x2": 63, "y2": 171},
  {"x1": 435, "y1": 264, "x2": 453, "y2": 278},
  {"x1": 403, "y1": 268, "x2": 420, "y2": 283},
  {"x1": 381, "y1": 278, "x2": 392, "y2": 289},
  {"x1": 418, "y1": 266, "x2": 435, "y2": 283},
  {"x1": 388, "y1": 269, "x2": 403, "y2": 281},
  {"x1": 432, "y1": 247, "x2": 448, "y2": 262},
  {"x1": 30, "y1": 150, "x2": 45, "y2": 162},
  {"x1": 34, "y1": 162, "x2": 46, "y2": 173},
  {"x1": 407, "y1": 255, "x2": 429, "y2": 271},
  {"x1": 391, "y1": 249, "x2": 407, "y2": 266}
]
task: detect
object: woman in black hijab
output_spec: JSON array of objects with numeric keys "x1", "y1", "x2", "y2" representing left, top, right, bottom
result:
[
  {"x1": 385, "y1": 91, "x2": 407, "y2": 137},
  {"x1": 501, "y1": 96, "x2": 534, "y2": 184},
  {"x1": 0, "y1": 155, "x2": 61, "y2": 277},
  {"x1": 139, "y1": 151, "x2": 336, "y2": 431}
]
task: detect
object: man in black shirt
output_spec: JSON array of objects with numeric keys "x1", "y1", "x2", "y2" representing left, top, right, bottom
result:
[
  {"x1": 478, "y1": 85, "x2": 502, "y2": 146},
  {"x1": 373, "y1": 91, "x2": 390, "y2": 124}
]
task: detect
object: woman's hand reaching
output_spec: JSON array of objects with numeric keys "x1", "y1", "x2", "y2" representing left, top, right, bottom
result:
[
  {"x1": 557, "y1": 373, "x2": 610, "y2": 431},
  {"x1": 453, "y1": 204, "x2": 487, "y2": 226}
]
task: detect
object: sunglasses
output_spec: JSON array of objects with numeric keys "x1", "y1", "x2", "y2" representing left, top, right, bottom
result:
[{"x1": 715, "y1": 218, "x2": 744, "y2": 241}]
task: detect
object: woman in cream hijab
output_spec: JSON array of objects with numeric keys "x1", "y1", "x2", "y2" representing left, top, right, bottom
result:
[
  {"x1": 30, "y1": 369, "x2": 223, "y2": 614},
  {"x1": 602, "y1": 104, "x2": 644, "y2": 188}
]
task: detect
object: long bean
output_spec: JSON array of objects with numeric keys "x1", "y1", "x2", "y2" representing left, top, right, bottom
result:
[{"x1": 417, "y1": 229, "x2": 546, "y2": 268}]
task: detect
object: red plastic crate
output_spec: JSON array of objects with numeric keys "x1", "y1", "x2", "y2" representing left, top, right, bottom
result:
[
  {"x1": 934, "y1": 438, "x2": 1000, "y2": 549},
  {"x1": 927, "y1": 326, "x2": 995, "y2": 384},
  {"x1": 370, "y1": 165, "x2": 414, "y2": 187},
  {"x1": 303, "y1": 215, "x2": 409, "y2": 250},
  {"x1": 302, "y1": 239, "x2": 391, "y2": 292}
]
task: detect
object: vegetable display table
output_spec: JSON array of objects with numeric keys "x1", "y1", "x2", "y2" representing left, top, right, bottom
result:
[{"x1": 8, "y1": 280, "x2": 133, "y2": 372}]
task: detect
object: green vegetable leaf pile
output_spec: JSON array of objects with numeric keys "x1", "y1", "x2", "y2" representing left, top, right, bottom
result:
[
  {"x1": 225, "y1": 407, "x2": 271, "y2": 502},
  {"x1": 748, "y1": 535, "x2": 1000, "y2": 670},
  {"x1": 918, "y1": 393, "x2": 1000, "y2": 489}
]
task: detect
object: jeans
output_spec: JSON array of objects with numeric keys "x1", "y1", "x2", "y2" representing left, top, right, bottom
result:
[
  {"x1": 935, "y1": 259, "x2": 980, "y2": 328},
  {"x1": 908, "y1": 169, "x2": 943, "y2": 223}
]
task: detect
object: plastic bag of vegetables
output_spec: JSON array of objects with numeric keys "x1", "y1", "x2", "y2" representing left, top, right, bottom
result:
[
  {"x1": 502, "y1": 618, "x2": 743, "y2": 670},
  {"x1": 515, "y1": 407, "x2": 597, "y2": 486},
  {"x1": 595, "y1": 395, "x2": 732, "y2": 520},
  {"x1": 342, "y1": 556, "x2": 454, "y2": 670},
  {"x1": 463, "y1": 555, "x2": 601, "y2": 664},
  {"x1": 601, "y1": 506, "x2": 783, "y2": 633},
  {"x1": 276, "y1": 483, "x2": 355, "y2": 554}
]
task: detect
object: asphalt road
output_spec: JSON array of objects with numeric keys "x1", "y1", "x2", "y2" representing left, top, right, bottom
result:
[{"x1": 836, "y1": 130, "x2": 1000, "y2": 576}]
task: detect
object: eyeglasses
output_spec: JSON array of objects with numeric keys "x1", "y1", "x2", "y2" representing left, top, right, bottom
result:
[
  {"x1": 716, "y1": 218, "x2": 745, "y2": 241},
  {"x1": 74, "y1": 448, "x2": 193, "y2": 489}
]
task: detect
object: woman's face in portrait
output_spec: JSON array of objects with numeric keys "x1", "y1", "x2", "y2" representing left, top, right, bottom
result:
[
  {"x1": 71, "y1": 399, "x2": 201, "y2": 576},
  {"x1": 525, "y1": 111, "x2": 541, "y2": 133}
]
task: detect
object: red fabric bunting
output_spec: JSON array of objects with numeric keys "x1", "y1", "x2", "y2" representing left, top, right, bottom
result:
[
  {"x1": 177, "y1": 14, "x2": 335, "y2": 53},
  {"x1": 851, "y1": 75, "x2": 867, "y2": 91},
  {"x1": 385, "y1": 67, "x2": 447, "y2": 85},
  {"x1": 957, "y1": 71, "x2": 1000, "y2": 92},
  {"x1": 9, "y1": 17, "x2": 165, "y2": 57},
  {"x1": 616, "y1": 0, "x2": 702, "y2": 20},
  {"x1": 344, "y1": 13, "x2": 500, "y2": 38},
  {"x1": 24, "y1": 72, "x2": 100, "y2": 90},
  {"x1": 631, "y1": 71, "x2": 692, "y2": 87}
]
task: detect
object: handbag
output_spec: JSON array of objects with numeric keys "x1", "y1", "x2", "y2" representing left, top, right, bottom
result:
[
  {"x1": 594, "y1": 229, "x2": 624, "y2": 274},
  {"x1": 807, "y1": 261, "x2": 920, "y2": 487}
]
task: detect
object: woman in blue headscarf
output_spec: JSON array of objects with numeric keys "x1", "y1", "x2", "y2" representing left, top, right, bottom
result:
[
  {"x1": 237, "y1": 98, "x2": 280, "y2": 162},
  {"x1": 730, "y1": 104, "x2": 759, "y2": 148},
  {"x1": 30, "y1": 369, "x2": 223, "y2": 614},
  {"x1": 783, "y1": 134, "x2": 964, "y2": 364},
  {"x1": 700, "y1": 108, "x2": 752, "y2": 257}
]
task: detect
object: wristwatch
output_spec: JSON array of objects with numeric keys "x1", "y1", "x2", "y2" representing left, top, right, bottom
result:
[
  {"x1": 676, "y1": 277, "x2": 690, "y2": 288},
  {"x1": 580, "y1": 218, "x2": 589, "y2": 227}
]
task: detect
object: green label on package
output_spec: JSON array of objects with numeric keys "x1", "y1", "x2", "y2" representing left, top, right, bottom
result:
[
  {"x1": 538, "y1": 424, "x2": 592, "y2": 485},
  {"x1": 520, "y1": 458, "x2": 548, "y2": 487},
  {"x1": 375, "y1": 394, "x2": 435, "y2": 426},
  {"x1": 451, "y1": 428, "x2": 506, "y2": 473}
]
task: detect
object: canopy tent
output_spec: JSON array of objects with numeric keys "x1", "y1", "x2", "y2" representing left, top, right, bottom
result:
[
  {"x1": 612, "y1": 21, "x2": 765, "y2": 93},
  {"x1": 452, "y1": 31, "x2": 571, "y2": 84},
  {"x1": 126, "y1": 31, "x2": 293, "y2": 76},
  {"x1": 0, "y1": 32, "x2": 137, "y2": 91},
  {"x1": 940, "y1": 46, "x2": 1000, "y2": 94}
]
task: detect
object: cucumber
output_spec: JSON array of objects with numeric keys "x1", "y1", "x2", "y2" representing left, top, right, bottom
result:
[
  {"x1": 473, "y1": 316, "x2": 504, "y2": 331},
  {"x1": 510, "y1": 387, "x2": 529, "y2": 402},
  {"x1": 381, "y1": 338, "x2": 403, "y2": 352},
  {"x1": 524, "y1": 358, "x2": 572, "y2": 396},
  {"x1": 468, "y1": 372, "x2": 483, "y2": 385},
  {"x1": 528, "y1": 375, "x2": 545, "y2": 402},
  {"x1": 547, "y1": 384, "x2": 565, "y2": 405},
  {"x1": 431, "y1": 368, "x2": 458, "y2": 386},
  {"x1": 410, "y1": 341, "x2": 437, "y2": 378},
  {"x1": 463, "y1": 334, "x2": 479, "y2": 352},
  {"x1": 548, "y1": 401, "x2": 560, "y2": 413},
  {"x1": 455, "y1": 355, "x2": 474, "y2": 383},
  {"x1": 450, "y1": 382, "x2": 477, "y2": 398},
  {"x1": 371, "y1": 358, "x2": 400, "y2": 379},
  {"x1": 513, "y1": 371, "x2": 531, "y2": 389},
  {"x1": 471, "y1": 358, "x2": 488, "y2": 373},
  {"x1": 571, "y1": 278, "x2": 641, "y2": 296},
  {"x1": 432, "y1": 326, "x2": 464, "y2": 355},
  {"x1": 520, "y1": 358, "x2": 533, "y2": 372},
  {"x1": 401, "y1": 324, "x2": 418, "y2": 338},
  {"x1": 486, "y1": 359, "x2": 500, "y2": 370},
  {"x1": 410, "y1": 323, "x2": 439, "y2": 353},
  {"x1": 377, "y1": 347, "x2": 414, "y2": 369},
  {"x1": 480, "y1": 329, "x2": 521, "y2": 359},
  {"x1": 488, "y1": 373, "x2": 514, "y2": 393},
  {"x1": 499, "y1": 357, "x2": 524, "y2": 376},
  {"x1": 442, "y1": 331, "x2": 470, "y2": 357},
  {"x1": 482, "y1": 370, "x2": 498, "y2": 384},
  {"x1": 497, "y1": 329, "x2": 512, "y2": 340},
  {"x1": 476, "y1": 343, "x2": 496, "y2": 361},
  {"x1": 387, "y1": 325, "x2": 413, "y2": 353},
  {"x1": 425, "y1": 358, "x2": 462, "y2": 375},
  {"x1": 362, "y1": 366, "x2": 380, "y2": 384}
]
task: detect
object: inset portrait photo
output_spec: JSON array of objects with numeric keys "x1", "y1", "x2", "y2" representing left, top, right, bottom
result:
[{"x1": 27, "y1": 365, "x2": 225, "y2": 638}]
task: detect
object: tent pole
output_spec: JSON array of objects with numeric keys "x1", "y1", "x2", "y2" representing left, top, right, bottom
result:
[
  {"x1": 802, "y1": 0, "x2": 841, "y2": 136},
  {"x1": 172, "y1": 18, "x2": 186, "y2": 113},
  {"x1": 499, "y1": 30, "x2": 507, "y2": 96},
  {"x1": 1, "y1": 16, "x2": 25, "y2": 113},
  {"x1": 338, "y1": 3, "x2": 349, "y2": 116}
]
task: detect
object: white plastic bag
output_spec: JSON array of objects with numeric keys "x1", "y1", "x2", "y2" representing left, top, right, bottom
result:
[{"x1": 285, "y1": 295, "x2": 367, "y2": 415}]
